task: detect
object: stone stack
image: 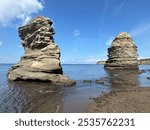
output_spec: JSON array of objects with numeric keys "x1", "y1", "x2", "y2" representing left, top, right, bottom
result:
[
  {"x1": 8, "y1": 16, "x2": 76, "y2": 86},
  {"x1": 138, "y1": 58, "x2": 150, "y2": 65},
  {"x1": 104, "y1": 32, "x2": 139, "y2": 69}
]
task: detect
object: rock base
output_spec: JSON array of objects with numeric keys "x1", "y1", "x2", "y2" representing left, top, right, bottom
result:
[{"x1": 8, "y1": 66, "x2": 76, "y2": 86}]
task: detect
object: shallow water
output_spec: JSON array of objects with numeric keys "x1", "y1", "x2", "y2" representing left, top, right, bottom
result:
[{"x1": 0, "y1": 64, "x2": 150, "y2": 113}]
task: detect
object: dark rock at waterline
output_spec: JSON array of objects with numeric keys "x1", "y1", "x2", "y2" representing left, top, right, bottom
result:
[
  {"x1": 7, "y1": 16, "x2": 76, "y2": 86},
  {"x1": 138, "y1": 70, "x2": 143, "y2": 74},
  {"x1": 138, "y1": 70, "x2": 147, "y2": 74},
  {"x1": 95, "y1": 79, "x2": 104, "y2": 84},
  {"x1": 83, "y1": 80, "x2": 93, "y2": 83},
  {"x1": 104, "y1": 32, "x2": 139, "y2": 70},
  {"x1": 83, "y1": 79, "x2": 106, "y2": 85},
  {"x1": 147, "y1": 77, "x2": 150, "y2": 80},
  {"x1": 138, "y1": 69, "x2": 150, "y2": 75}
]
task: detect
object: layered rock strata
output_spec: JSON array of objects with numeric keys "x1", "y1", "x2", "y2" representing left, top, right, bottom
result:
[
  {"x1": 138, "y1": 58, "x2": 150, "y2": 65},
  {"x1": 104, "y1": 32, "x2": 139, "y2": 69},
  {"x1": 8, "y1": 16, "x2": 76, "y2": 86}
]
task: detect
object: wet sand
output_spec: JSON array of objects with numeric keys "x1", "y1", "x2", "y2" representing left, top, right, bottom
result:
[
  {"x1": 88, "y1": 69, "x2": 150, "y2": 113},
  {"x1": 87, "y1": 88, "x2": 150, "y2": 113}
]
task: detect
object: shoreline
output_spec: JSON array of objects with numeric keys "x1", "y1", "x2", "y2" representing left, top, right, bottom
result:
[{"x1": 87, "y1": 87, "x2": 150, "y2": 113}]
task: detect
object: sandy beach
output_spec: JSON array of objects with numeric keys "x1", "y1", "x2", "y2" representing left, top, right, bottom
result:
[{"x1": 88, "y1": 88, "x2": 150, "y2": 113}]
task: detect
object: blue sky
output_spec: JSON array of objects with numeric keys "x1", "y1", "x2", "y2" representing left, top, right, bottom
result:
[{"x1": 0, "y1": 0, "x2": 150, "y2": 64}]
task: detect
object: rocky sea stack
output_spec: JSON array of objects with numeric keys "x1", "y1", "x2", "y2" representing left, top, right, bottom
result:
[
  {"x1": 8, "y1": 16, "x2": 76, "y2": 86},
  {"x1": 104, "y1": 32, "x2": 139, "y2": 70}
]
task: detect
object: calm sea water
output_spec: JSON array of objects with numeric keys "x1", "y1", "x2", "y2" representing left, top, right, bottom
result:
[{"x1": 0, "y1": 64, "x2": 150, "y2": 113}]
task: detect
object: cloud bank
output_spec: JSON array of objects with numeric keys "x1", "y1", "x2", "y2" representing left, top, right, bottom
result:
[{"x1": 0, "y1": 0, "x2": 43, "y2": 27}]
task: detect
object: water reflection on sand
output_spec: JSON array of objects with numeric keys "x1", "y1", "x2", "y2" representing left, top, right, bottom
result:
[
  {"x1": 0, "y1": 65, "x2": 150, "y2": 113},
  {"x1": 0, "y1": 81, "x2": 64, "y2": 112},
  {"x1": 105, "y1": 69, "x2": 140, "y2": 89}
]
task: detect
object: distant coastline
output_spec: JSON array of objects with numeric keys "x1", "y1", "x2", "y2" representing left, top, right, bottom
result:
[
  {"x1": 97, "y1": 58, "x2": 150, "y2": 65},
  {"x1": 138, "y1": 58, "x2": 150, "y2": 65},
  {"x1": 96, "y1": 61, "x2": 106, "y2": 65}
]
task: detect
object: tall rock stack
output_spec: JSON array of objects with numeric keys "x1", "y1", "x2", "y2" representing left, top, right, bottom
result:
[
  {"x1": 8, "y1": 16, "x2": 76, "y2": 86},
  {"x1": 104, "y1": 32, "x2": 139, "y2": 69}
]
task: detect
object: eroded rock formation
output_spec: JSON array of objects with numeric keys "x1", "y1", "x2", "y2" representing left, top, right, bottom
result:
[
  {"x1": 138, "y1": 58, "x2": 150, "y2": 65},
  {"x1": 104, "y1": 32, "x2": 139, "y2": 69},
  {"x1": 8, "y1": 16, "x2": 76, "y2": 86}
]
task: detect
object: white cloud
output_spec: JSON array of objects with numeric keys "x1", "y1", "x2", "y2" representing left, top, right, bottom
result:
[
  {"x1": 0, "y1": 41, "x2": 2, "y2": 46},
  {"x1": 22, "y1": 16, "x2": 32, "y2": 25},
  {"x1": 130, "y1": 23, "x2": 150, "y2": 37},
  {"x1": 106, "y1": 37, "x2": 114, "y2": 46},
  {"x1": 0, "y1": 0, "x2": 43, "y2": 27},
  {"x1": 73, "y1": 30, "x2": 81, "y2": 36}
]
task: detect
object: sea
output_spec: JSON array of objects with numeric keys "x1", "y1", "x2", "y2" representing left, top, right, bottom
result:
[{"x1": 0, "y1": 64, "x2": 150, "y2": 113}]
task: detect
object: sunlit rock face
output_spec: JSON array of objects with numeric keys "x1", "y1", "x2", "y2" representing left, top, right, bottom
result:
[
  {"x1": 105, "y1": 32, "x2": 139, "y2": 70},
  {"x1": 8, "y1": 16, "x2": 76, "y2": 86}
]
